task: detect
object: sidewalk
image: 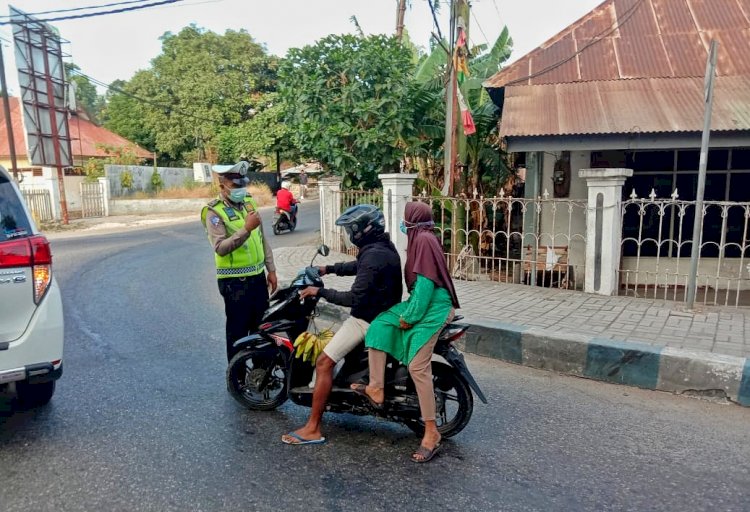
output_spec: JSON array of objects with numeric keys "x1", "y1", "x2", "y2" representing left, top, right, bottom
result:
[{"x1": 274, "y1": 246, "x2": 750, "y2": 407}]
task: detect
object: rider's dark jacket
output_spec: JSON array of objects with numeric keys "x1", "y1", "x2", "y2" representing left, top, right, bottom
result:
[{"x1": 320, "y1": 233, "x2": 403, "y2": 323}]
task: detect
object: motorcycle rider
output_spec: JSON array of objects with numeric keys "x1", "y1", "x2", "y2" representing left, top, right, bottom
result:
[
  {"x1": 281, "y1": 204, "x2": 402, "y2": 445},
  {"x1": 275, "y1": 181, "x2": 298, "y2": 223}
]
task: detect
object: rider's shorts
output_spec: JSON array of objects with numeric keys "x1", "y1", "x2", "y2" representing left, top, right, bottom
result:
[{"x1": 323, "y1": 316, "x2": 370, "y2": 363}]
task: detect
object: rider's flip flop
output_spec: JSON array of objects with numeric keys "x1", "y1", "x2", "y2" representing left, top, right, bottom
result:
[
  {"x1": 281, "y1": 432, "x2": 327, "y2": 445},
  {"x1": 350, "y1": 383, "x2": 384, "y2": 410}
]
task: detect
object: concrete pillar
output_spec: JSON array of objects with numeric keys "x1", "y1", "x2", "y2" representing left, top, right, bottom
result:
[
  {"x1": 98, "y1": 176, "x2": 111, "y2": 217},
  {"x1": 579, "y1": 168, "x2": 633, "y2": 295},
  {"x1": 317, "y1": 177, "x2": 342, "y2": 249},
  {"x1": 41, "y1": 166, "x2": 62, "y2": 221},
  {"x1": 379, "y1": 173, "x2": 418, "y2": 262}
]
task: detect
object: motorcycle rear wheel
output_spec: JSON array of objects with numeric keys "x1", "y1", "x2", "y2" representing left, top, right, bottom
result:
[
  {"x1": 406, "y1": 362, "x2": 473, "y2": 438},
  {"x1": 226, "y1": 348, "x2": 289, "y2": 411}
]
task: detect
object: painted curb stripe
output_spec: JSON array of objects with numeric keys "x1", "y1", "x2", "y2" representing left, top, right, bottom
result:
[
  {"x1": 585, "y1": 338, "x2": 662, "y2": 390},
  {"x1": 739, "y1": 360, "x2": 750, "y2": 407}
]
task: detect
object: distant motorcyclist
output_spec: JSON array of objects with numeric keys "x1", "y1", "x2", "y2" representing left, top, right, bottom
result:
[{"x1": 276, "y1": 181, "x2": 298, "y2": 219}]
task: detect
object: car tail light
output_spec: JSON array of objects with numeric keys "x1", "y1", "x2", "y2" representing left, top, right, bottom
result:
[{"x1": 0, "y1": 235, "x2": 52, "y2": 304}]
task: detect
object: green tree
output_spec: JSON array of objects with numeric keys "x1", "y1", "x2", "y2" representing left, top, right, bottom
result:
[
  {"x1": 104, "y1": 25, "x2": 277, "y2": 163},
  {"x1": 407, "y1": 27, "x2": 514, "y2": 196},
  {"x1": 217, "y1": 92, "x2": 298, "y2": 164},
  {"x1": 103, "y1": 75, "x2": 157, "y2": 152},
  {"x1": 279, "y1": 34, "x2": 415, "y2": 188}
]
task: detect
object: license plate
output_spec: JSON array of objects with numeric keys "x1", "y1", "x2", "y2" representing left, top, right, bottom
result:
[{"x1": 0, "y1": 368, "x2": 25, "y2": 384}]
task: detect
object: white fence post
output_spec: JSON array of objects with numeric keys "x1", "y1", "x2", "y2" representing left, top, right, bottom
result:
[
  {"x1": 579, "y1": 168, "x2": 633, "y2": 295},
  {"x1": 318, "y1": 177, "x2": 342, "y2": 248},
  {"x1": 98, "y1": 176, "x2": 111, "y2": 216},
  {"x1": 379, "y1": 173, "x2": 418, "y2": 263}
]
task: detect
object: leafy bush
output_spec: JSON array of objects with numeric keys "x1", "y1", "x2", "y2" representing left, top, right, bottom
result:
[
  {"x1": 120, "y1": 170, "x2": 134, "y2": 191},
  {"x1": 150, "y1": 169, "x2": 164, "y2": 192}
]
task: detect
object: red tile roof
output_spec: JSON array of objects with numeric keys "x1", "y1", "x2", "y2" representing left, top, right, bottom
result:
[
  {"x1": 499, "y1": 75, "x2": 750, "y2": 137},
  {"x1": 484, "y1": 0, "x2": 750, "y2": 89},
  {"x1": 0, "y1": 97, "x2": 151, "y2": 161}
]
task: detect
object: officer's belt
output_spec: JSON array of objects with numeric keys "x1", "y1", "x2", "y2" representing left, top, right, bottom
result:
[{"x1": 217, "y1": 263, "x2": 265, "y2": 276}]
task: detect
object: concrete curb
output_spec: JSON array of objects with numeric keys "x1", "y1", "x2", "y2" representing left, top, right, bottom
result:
[{"x1": 311, "y1": 300, "x2": 750, "y2": 407}]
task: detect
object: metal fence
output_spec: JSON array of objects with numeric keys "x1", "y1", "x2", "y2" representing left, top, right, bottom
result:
[
  {"x1": 413, "y1": 191, "x2": 588, "y2": 289},
  {"x1": 328, "y1": 189, "x2": 385, "y2": 255},
  {"x1": 620, "y1": 189, "x2": 750, "y2": 307},
  {"x1": 21, "y1": 188, "x2": 54, "y2": 223}
]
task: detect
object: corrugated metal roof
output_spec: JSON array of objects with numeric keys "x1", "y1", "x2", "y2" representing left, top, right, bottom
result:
[
  {"x1": 484, "y1": 0, "x2": 750, "y2": 89},
  {"x1": 499, "y1": 76, "x2": 750, "y2": 137},
  {"x1": 0, "y1": 97, "x2": 151, "y2": 161}
]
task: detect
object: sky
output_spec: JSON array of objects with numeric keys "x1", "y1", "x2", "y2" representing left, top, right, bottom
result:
[{"x1": 0, "y1": 0, "x2": 604, "y2": 94}]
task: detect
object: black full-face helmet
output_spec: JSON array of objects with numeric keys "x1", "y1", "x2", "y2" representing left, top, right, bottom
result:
[{"x1": 336, "y1": 204, "x2": 385, "y2": 247}]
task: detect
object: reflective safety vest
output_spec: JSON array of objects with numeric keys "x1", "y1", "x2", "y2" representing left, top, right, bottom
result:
[{"x1": 201, "y1": 196, "x2": 265, "y2": 279}]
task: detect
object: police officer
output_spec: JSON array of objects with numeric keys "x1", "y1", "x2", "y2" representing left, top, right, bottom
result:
[{"x1": 201, "y1": 161, "x2": 278, "y2": 362}]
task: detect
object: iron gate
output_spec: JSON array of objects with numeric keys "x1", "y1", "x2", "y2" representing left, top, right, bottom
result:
[
  {"x1": 80, "y1": 182, "x2": 106, "y2": 218},
  {"x1": 21, "y1": 189, "x2": 54, "y2": 222}
]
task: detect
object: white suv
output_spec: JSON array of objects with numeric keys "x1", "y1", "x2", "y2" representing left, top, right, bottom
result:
[{"x1": 0, "y1": 165, "x2": 64, "y2": 407}]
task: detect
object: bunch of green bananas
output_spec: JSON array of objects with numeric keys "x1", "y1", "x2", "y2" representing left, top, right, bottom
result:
[{"x1": 293, "y1": 329, "x2": 334, "y2": 365}]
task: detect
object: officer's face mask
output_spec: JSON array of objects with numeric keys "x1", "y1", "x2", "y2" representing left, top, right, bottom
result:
[{"x1": 228, "y1": 187, "x2": 247, "y2": 203}]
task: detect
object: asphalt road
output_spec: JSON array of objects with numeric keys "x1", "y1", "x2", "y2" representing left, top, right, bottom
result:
[{"x1": 1, "y1": 201, "x2": 749, "y2": 512}]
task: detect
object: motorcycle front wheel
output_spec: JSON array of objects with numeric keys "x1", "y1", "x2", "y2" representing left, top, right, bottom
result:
[
  {"x1": 405, "y1": 362, "x2": 474, "y2": 438},
  {"x1": 226, "y1": 348, "x2": 289, "y2": 411}
]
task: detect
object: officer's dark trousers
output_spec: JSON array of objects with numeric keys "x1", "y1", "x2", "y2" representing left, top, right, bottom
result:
[{"x1": 218, "y1": 273, "x2": 269, "y2": 362}]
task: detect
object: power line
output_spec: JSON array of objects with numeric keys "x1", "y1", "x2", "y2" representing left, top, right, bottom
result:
[
  {"x1": 426, "y1": 0, "x2": 444, "y2": 42},
  {"x1": 69, "y1": 69, "x2": 225, "y2": 124},
  {"x1": 0, "y1": 0, "x2": 185, "y2": 26},
  {"x1": 471, "y1": 10, "x2": 490, "y2": 46},
  {"x1": 0, "y1": 0, "x2": 157, "y2": 19}
]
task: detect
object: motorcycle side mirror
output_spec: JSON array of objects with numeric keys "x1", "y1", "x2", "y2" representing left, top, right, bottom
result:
[{"x1": 310, "y1": 244, "x2": 330, "y2": 267}]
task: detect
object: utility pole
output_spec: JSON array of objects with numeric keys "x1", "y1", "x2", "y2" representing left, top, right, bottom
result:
[
  {"x1": 441, "y1": 0, "x2": 470, "y2": 196},
  {"x1": 442, "y1": 0, "x2": 458, "y2": 195},
  {"x1": 686, "y1": 39, "x2": 719, "y2": 309},
  {"x1": 0, "y1": 43, "x2": 20, "y2": 183},
  {"x1": 395, "y1": 0, "x2": 407, "y2": 41}
]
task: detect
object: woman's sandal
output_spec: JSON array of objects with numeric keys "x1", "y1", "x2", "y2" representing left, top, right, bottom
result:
[
  {"x1": 411, "y1": 442, "x2": 442, "y2": 463},
  {"x1": 350, "y1": 383, "x2": 384, "y2": 410}
]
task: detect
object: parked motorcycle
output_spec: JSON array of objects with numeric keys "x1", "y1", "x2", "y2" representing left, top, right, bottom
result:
[
  {"x1": 272, "y1": 205, "x2": 297, "y2": 235},
  {"x1": 226, "y1": 245, "x2": 487, "y2": 438}
]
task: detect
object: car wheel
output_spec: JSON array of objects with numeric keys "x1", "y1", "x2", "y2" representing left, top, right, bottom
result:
[{"x1": 15, "y1": 380, "x2": 55, "y2": 408}]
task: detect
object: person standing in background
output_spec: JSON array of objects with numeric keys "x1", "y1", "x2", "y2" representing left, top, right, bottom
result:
[{"x1": 298, "y1": 168, "x2": 308, "y2": 199}]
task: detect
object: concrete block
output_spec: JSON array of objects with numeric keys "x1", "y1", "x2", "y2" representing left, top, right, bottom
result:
[
  {"x1": 585, "y1": 338, "x2": 662, "y2": 389},
  {"x1": 740, "y1": 360, "x2": 750, "y2": 407},
  {"x1": 521, "y1": 328, "x2": 589, "y2": 376},
  {"x1": 658, "y1": 347, "x2": 745, "y2": 402},
  {"x1": 463, "y1": 319, "x2": 526, "y2": 364}
]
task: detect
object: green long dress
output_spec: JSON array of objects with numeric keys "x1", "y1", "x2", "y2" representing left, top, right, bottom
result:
[{"x1": 365, "y1": 274, "x2": 454, "y2": 364}]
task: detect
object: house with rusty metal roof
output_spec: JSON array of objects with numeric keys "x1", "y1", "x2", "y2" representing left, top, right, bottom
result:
[
  {"x1": 0, "y1": 96, "x2": 151, "y2": 172},
  {"x1": 0, "y1": 96, "x2": 151, "y2": 215},
  {"x1": 483, "y1": 0, "x2": 750, "y2": 304}
]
